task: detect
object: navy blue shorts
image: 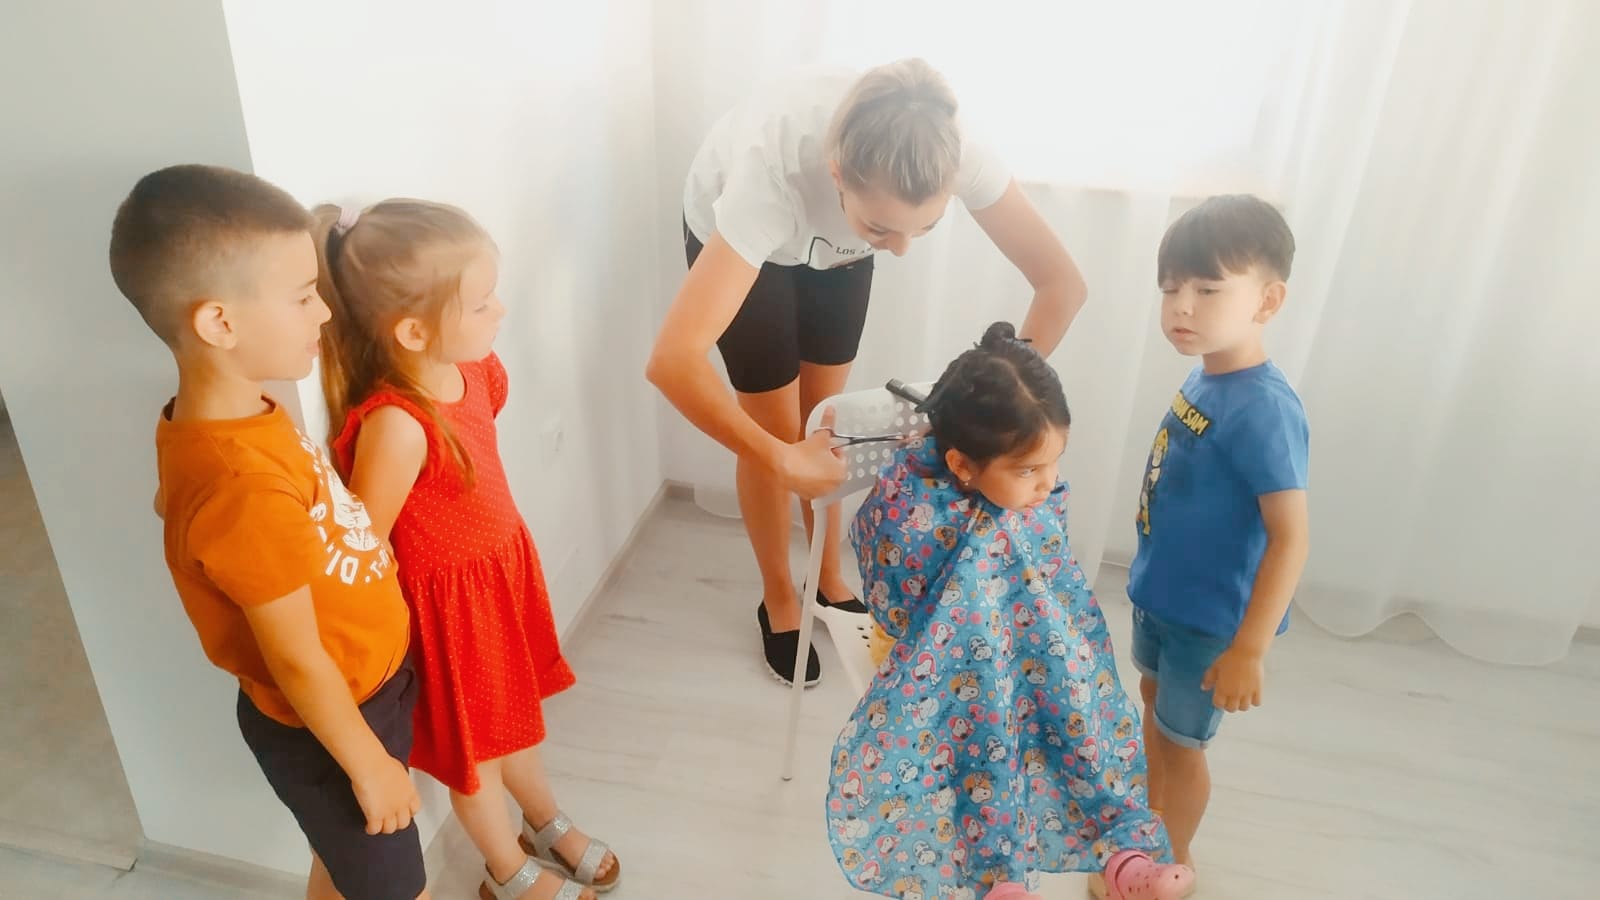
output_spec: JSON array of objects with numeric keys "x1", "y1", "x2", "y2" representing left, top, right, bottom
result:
[{"x1": 237, "y1": 659, "x2": 425, "y2": 900}]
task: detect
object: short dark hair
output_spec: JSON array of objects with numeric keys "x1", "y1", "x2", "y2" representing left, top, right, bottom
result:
[
  {"x1": 922, "y1": 321, "x2": 1071, "y2": 466},
  {"x1": 1157, "y1": 194, "x2": 1295, "y2": 286},
  {"x1": 108, "y1": 164, "x2": 310, "y2": 345}
]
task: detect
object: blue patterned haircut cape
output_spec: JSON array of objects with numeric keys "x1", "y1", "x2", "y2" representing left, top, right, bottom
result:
[{"x1": 825, "y1": 439, "x2": 1171, "y2": 898}]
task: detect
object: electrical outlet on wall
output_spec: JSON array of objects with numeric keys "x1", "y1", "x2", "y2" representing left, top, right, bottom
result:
[{"x1": 540, "y1": 415, "x2": 564, "y2": 459}]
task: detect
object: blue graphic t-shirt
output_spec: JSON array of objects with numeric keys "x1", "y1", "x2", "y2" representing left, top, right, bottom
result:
[{"x1": 1128, "y1": 362, "x2": 1309, "y2": 639}]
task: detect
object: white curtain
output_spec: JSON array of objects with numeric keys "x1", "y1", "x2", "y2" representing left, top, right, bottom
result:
[{"x1": 651, "y1": 0, "x2": 1600, "y2": 665}]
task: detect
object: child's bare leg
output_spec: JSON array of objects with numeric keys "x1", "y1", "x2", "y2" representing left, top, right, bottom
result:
[
  {"x1": 1149, "y1": 728, "x2": 1208, "y2": 867},
  {"x1": 1139, "y1": 675, "x2": 1167, "y2": 816},
  {"x1": 453, "y1": 758, "x2": 592, "y2": 899},
  {"x1": 1086, "y1": 677, "x2": 1178, "y2": 900},
  {"x1": 307, "y1": 852, "x2": 341, "y2": 900},
  {"x1": 501, "y1": 746, "x2": 617, "y2": 882},
  {"x1": 452, "y1": 759, "x2": 523, "y2": 882}
]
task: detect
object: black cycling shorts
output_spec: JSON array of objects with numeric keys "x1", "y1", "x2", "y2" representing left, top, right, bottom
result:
[{"x1": 684, "y1": 219, "x2": 874, "y2": 395}]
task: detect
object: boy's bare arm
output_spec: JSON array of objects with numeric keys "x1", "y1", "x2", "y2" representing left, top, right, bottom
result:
[
  {"x1": 242, "y1": 587, "x2": 420, "y2": 835},
  {"x1": 1203, "y1": 488, "x2": 1310, "y2": 712}
]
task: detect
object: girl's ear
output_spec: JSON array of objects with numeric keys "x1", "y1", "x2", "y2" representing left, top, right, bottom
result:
[
  {"x1": 945, "y1": 448, "x2": 978, "y2": 487},
  {"x1": 392, "y1": 316, "x2": 430, "y2": 353}
]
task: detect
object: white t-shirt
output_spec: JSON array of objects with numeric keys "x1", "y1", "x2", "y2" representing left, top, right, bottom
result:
[{"x1": 683, "y1": 66, "x2": 1013, "y2": 271}]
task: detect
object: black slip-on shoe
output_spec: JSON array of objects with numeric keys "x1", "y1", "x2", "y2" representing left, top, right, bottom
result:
[
  {"x1": 757, "y1": 602, "x2": 821, "y2": 688},
  {"x1": 815, "y1": 591, "x2": 870, "y2": 615}
]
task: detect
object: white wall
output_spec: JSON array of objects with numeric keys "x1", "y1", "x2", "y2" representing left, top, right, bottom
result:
[
  {"x1": 649, "y1": 4, "x2": 830, "y2": 496},
  {"x1": 222, "y1": 0, "x2": 663, "y2": 639},
  {"x1": 0, "y1": 0, "x2": 664, "y2": 877},
  {"x1": 222, "y1": 0, "x2": 666, "y2": 868},
  {"x1": 0, "y1": 0, "x2": 307, "y2": 871}
]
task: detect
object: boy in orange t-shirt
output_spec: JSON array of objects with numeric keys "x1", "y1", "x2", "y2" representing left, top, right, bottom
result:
[{"x1": 110, "y1": 165, "x2": 429, "y2": 900}]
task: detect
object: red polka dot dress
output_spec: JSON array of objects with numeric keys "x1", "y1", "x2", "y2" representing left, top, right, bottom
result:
[{"x1": 332, "y1": 353, "x2": 574, "y2": 795}]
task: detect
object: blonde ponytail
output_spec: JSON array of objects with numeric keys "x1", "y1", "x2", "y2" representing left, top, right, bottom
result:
[
  {"x1": 312, "y1": 200, "x2": 492, "y2": 484},
  {"x1": 311, "y1": 204, "x2": 362, "y2": 453},
  {"x1": 828, "y1": 58, "x2": 962, "y2": 204}
]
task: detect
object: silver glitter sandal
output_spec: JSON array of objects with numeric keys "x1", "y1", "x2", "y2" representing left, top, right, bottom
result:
[
  {"x1": 478, "y1": 858, "x2": 586, "y2": 900},
  {"x1": 519, "y1": 811, "x2": 621, "y2": 893}
]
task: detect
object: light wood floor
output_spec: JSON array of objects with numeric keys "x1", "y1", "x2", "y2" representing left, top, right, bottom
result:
[{"x1": 4, "y1": 495, "x2": 1597, "y2": 898}]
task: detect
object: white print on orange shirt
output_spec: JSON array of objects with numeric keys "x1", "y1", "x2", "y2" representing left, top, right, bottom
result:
[{"x1": 298, "y1": 433, "x2": 390, "y2": 586}]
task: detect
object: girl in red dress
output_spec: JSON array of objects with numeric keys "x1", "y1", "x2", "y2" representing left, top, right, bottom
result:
[{"x1": 314, "y1": 200, "x2": 620, "y2": 900}]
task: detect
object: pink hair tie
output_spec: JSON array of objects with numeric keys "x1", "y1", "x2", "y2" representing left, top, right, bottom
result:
[{"x1": 333, "y1": 205, "x2": 361, "y2": 236}]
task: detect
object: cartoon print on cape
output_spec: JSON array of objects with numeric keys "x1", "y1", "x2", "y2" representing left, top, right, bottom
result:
[{"x1": 827, "y1": 440, "x2": 1170, "y2": 897}]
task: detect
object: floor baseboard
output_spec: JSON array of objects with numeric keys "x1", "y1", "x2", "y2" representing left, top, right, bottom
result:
[
  {"x1": 557, "y1": 481, "x2": 674, "y2": 652},
  {"x1": 134, "y1": 840, "x2": 302, "y2": 898},
  {"x1": 0, "y1": 819, "x2": 139, "y2": 873},
  {"x1": 421, "y1": 480, "x2": 677, "y2": 873}
]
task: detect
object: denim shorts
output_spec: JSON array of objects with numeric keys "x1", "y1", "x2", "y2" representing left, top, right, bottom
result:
[{"x1": 1130, "y1": 606, "x2": 1233, "y2": 749}]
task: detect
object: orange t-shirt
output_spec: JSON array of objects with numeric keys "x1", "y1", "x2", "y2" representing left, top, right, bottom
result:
[{"x1": 155, "y1": 398, "x2": 411, "y2": 727}]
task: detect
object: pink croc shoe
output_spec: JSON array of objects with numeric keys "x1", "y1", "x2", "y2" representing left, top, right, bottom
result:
[
  {"x1": 1102, "y1": 851, "x2": 1195, "y2": 900},
  {"x1": 987, "y1": 883, "x2": 1043, "y2": 900}
]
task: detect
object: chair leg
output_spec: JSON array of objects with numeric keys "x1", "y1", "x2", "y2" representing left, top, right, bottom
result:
[{"x1": 781, "y1": 500, "x2": 831, "y2": 781}]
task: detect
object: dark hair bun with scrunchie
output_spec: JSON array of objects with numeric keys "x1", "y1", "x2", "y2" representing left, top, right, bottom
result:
[
  {"x1": 979, "y1": 321, "x2": 1019, "y2": 349},
  {"x1": 920, "y1": 321, "x2": 1070, "y2": 466}
]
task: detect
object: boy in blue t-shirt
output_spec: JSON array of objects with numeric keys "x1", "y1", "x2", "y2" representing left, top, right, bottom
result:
[{"x1": 1128, "y1": 195, "x2": 1311, "y2": 876}]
